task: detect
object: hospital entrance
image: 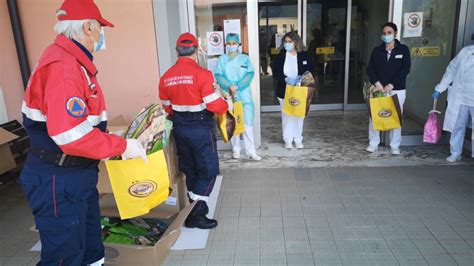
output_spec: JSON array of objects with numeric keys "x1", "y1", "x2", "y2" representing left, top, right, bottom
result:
[{"x1": 155, "y1": 0, "x2": 469, "y2": 158}]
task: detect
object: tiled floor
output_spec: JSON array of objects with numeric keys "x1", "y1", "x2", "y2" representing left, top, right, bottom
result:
[
  {"x1": 0, "y1": 166, "x2": 473, "y2": 266},
  {"x1": 1, "y1": 110, "x2": 473, "y2": 265},
  {"x1": 0, "y1": 182, "x2": 40, "y2": 266},
  {"x1": 162, "y1": 166, "x2": 474, "y2": 266},
  {"x1": 219, "y1": 111, "x2": 473, "y2": 169}
]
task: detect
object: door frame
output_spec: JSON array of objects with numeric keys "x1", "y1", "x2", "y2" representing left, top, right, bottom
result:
[
  {"x1": 260, "y1": 0, "x2": 388, "y2": 111},
  {"x1": 181, "y1": 0, "x2": 394, "y2": 147},
  {"x1": 183, "y1": 0, "x2": 262, "y2": 148}
]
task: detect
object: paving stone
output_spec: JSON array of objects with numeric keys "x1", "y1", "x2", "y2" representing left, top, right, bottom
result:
[
  {"x1": 260, "y1": 254, "x2": 287, "y2": 265},
  {"x1": 287, "y1": 254, "x2": 314, "y2": 266},
  {"x1": 233, "y1": 253, "x2": 260, "y2": 266},
  {"x1": 422, "y1": 255, "x2": 457, "y2": 266},
  {"x1": 412, "y1": 239, "x2": 448, "y2": 255},
  {"x1": 394, "y1": 254, "x2": 428, "y2": 265}
]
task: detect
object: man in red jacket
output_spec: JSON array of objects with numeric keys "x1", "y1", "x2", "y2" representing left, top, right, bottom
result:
[
  {"x1": 20, "y1": 1, "x2": 146, "y2": 265},
  {"x1": 159, "y1": 33, "x2": 228, "y2": 229}
]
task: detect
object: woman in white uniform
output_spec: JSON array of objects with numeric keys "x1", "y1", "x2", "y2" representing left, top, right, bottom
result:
[
  {"x1": 272, "y1": 32, "x2": 314, "y2": 149},
  {"x1": 366, "y1": 22, "x2": 411, "y2": 155},
  {"x1": 432, "y1": 45, "x2": 474, "y2": 162}
]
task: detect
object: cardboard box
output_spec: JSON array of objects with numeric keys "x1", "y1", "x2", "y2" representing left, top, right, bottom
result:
[
  {"x1": 103, "y1": 202, "x2": 194, "y2": 266},
  {"x1": 96, "y1": 114, "x2": 191, "y2": 264},
  {"x1": 106, "y1": 115, "x2": 129, "y2": 142},
  {"x1": 0, "y1": 128, "x2": 19, "y2": 174},
  {"x1": 29, "y1": 201, "x2": 195, "y2": 265},
  {"x1": 99, "y1": 173, "x2": 188, "y2": 219},
  {"x1": 163, "y1": 135, "x2": 180, "y2": 185},
  {"x1": 99, "y1": 172, "x2": 192, "y2": 265}
]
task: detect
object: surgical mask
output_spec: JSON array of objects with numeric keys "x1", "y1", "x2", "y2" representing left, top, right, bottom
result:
[
  {"x1": 381, "y1": 34, "x2": 394, "y2": 44},
  {"x1": 226, "y1": 44, "x2": 238, "y2": 53},
  {"x1": 91, "y1": 27, "x2": 106, "y2": 52},
  {"x1": 284, "y1": 42, "x2": 295, "y2": 52}
]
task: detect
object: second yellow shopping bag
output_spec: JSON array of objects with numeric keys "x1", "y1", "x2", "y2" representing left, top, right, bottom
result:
[
  {"x1": 232, "y1": 100, "x2": 245, "y2": 135},
  {"x1": 105, "y1": 150, "x2": 170, "y2": 219},
  {"x1": 283, "y1": 84, "x2": 308, "y2": 118},
  {"x1": 216, "y1": 111, "x2": 236, "y2": 143},
  {"x1": 369, "y1": 95, "x2": 402, "y2": 131}
]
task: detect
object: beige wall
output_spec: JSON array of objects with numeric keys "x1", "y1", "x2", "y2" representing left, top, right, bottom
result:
[
  {"x1": 1, "y1": 0, "x2": 160, "y2": 123},
  {"x1": 0, "y1": 2, "x2": 25, "y2": 123}
]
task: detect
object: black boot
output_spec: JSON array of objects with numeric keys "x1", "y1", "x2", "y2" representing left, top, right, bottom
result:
[{"x1": 185, "y1": 215, "x2": 218, "y2": 229}]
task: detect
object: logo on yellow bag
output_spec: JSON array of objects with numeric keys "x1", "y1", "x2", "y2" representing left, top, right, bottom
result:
[
  {"x1": 236, "y1": 114, "x2": 242, "y2": 123},
  {"x1": 378, "y1": 109, "x2": 392, "y2": 118},
  {"x1": 128, "y1": 180, "x2": 157, "y2": 198},
  {"x1": 289, "y1": 97, "x2": 300, "y2": 106}
]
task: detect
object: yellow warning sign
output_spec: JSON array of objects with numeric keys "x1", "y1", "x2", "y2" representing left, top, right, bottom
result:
[
  {"x1": 411, "y1": 47, "x2": 440, "y2": 57},
  {"x1": 271, "y1": 48, "x2": 280, "y2": 55},
  {"x1": 316, "y1": 47, "x2": 335, "y2": 55}
]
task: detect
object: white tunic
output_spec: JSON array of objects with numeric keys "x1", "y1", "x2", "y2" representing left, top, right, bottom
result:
[{"x1": 284, "y1": 52, "x2": 298, "y2": 79}]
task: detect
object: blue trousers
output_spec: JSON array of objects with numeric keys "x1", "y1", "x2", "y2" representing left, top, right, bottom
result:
[
  {"x1": 20, "y1": 156, "x2": 104, "y2": 266},
  {"x1": 173, "y1": 122, "x2": 218, "y2": 217}
]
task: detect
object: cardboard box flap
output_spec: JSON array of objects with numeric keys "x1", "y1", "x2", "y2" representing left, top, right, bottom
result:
[
  {"x1": 158, "y1": 201, "x2": 195, "y2": 244},
  {"x1": 108, "y1": 115, "x2": 128, "y2": 126},
  {"x1": 99, "y1": 194, "x2": 178, "y2": 219},
  {"x1": 0, "y1": 128, "x2": 19, "y2": 145},
  {"x1": 103, "y1": 201, "x2": 193, "y2": 266},
  {"x1": 107, "y1": 115, "x2": 129, "y2": 135},
  {"x1": 97, "y1": 162, "x2": 113, "y2": 193}
]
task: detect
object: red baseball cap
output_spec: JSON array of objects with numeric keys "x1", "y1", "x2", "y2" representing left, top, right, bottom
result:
[
  {"x1": 176, "y1": 33, "x2": 198, "y2": 47},
  {"x1": 57, "y1": 0, "x2": 114, "y2": 27}
]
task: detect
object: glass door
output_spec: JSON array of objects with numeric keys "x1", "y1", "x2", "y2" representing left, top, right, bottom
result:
[
  {"x1": 189, "y1": 0, "x2": 262, "y2": 148},
  {"x1": 393, "y1": 0, "x2": 461, "y2": 137},
  {"x1": 348, "y1": 0, "x2": 390, "y2": 105},
  {"x1": 258, "y1": 0, "x2": 300, "y2": 111},
  {"x1": 305, "y1": 0, "x2": 348, "y2": 108},
  {"x1": 193, "y1": 0, "x2": 249, "y2": 68}
]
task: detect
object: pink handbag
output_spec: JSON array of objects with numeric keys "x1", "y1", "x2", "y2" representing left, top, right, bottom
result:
[{"x1": 423, "y1": 99, "x2": 442, "y2": 144}]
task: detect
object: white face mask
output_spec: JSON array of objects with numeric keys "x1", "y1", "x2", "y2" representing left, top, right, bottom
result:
[
  {"x1": 381, "y1": 34, "x2": 395, "y2": 44},
  {"x1": 90, "y1": 27, "x2": 106, "y2": 52},
  {"x1": 284, "y1": 42, "x2": 295, "y2": 52},
  {"x1": 226, "y1": 44, "x2": 239, "y2": 53}
]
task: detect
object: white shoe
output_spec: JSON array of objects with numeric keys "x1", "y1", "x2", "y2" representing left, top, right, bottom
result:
[
  {"x1": 232, "y1": 150, "x2": 240, "y2": 159},
  {"x1": 366, "y1": 145, "x2": 377, "y2": 153},
  {"x1": 248, "y1": 154, "x2": 262, "y2": 161},
  {"x1": 295, "y1": 143, "x2": 304, "y2": 149},
  {"x1": 446, "y1": 154, "x2": 461, "y2": 163},
  {"x1": 391, "y1": 148, "x2": 401, "y2": 155},
  {"x1": 285, "y1": 142, "x2": 293, "y2": 149}
]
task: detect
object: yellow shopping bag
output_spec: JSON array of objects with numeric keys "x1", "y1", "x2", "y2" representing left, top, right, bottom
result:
[
  {"x1": 105, "y1": 150, "x2": 170, "y2": 219},
  {"x1": 369, "y1": 95, "x2": 402, "y2": 131},
  {"x1": 216, "y1": 111, "x2": 236, "y2": 143},
  {"x1": 283, "y1": 84, "x2": 308, "y2": 118},
  {"x1": 232, "y1": 101, "x2": 245, "y2": 135}
]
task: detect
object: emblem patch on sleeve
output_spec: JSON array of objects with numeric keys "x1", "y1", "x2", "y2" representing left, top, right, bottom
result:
[{"x1": 66, "y1": 97, "x2": 87, "y2": 118}]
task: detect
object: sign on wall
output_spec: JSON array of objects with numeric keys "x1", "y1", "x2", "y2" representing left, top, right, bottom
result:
[
  {"x1": 223, "y1": 19, "x2": 242, "y2": 53},
  {"x1": 403, "y1": 12, "x2": 423, "y2": 38},
  {"x1": 206, "y1": 31, "x2": 224, "y2": 55},
  {"x1": 275, "y1": 33, "x2": 284, "y2": 48},
  {"x1": 316, "y1": 47, "x2": 335, "y2": 55},
  {"x1": 411, "y1": 47, "x2": 440, "y2": 57}
]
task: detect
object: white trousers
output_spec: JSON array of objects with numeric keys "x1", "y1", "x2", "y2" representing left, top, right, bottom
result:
[
  {"x1": 450, "y1": 104, "x2": 474, "y2": 157},
  {"x1": 368, "y1": 89, "x2": 406, "y2": 149},
  {"x1": 231, "y1": 125, "x2": 257, "y2": 156},
  {"x1": 278, "y1": 98, "x2": 305, "y2": 144}
]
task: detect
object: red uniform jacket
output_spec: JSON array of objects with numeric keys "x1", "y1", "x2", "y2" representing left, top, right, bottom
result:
[
  {"x1": 159, "y1": 57, "x2": 228, "y2": 115},
  {"x1": 22, "y1": 35, "x2": 126, "y2": 160}
]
